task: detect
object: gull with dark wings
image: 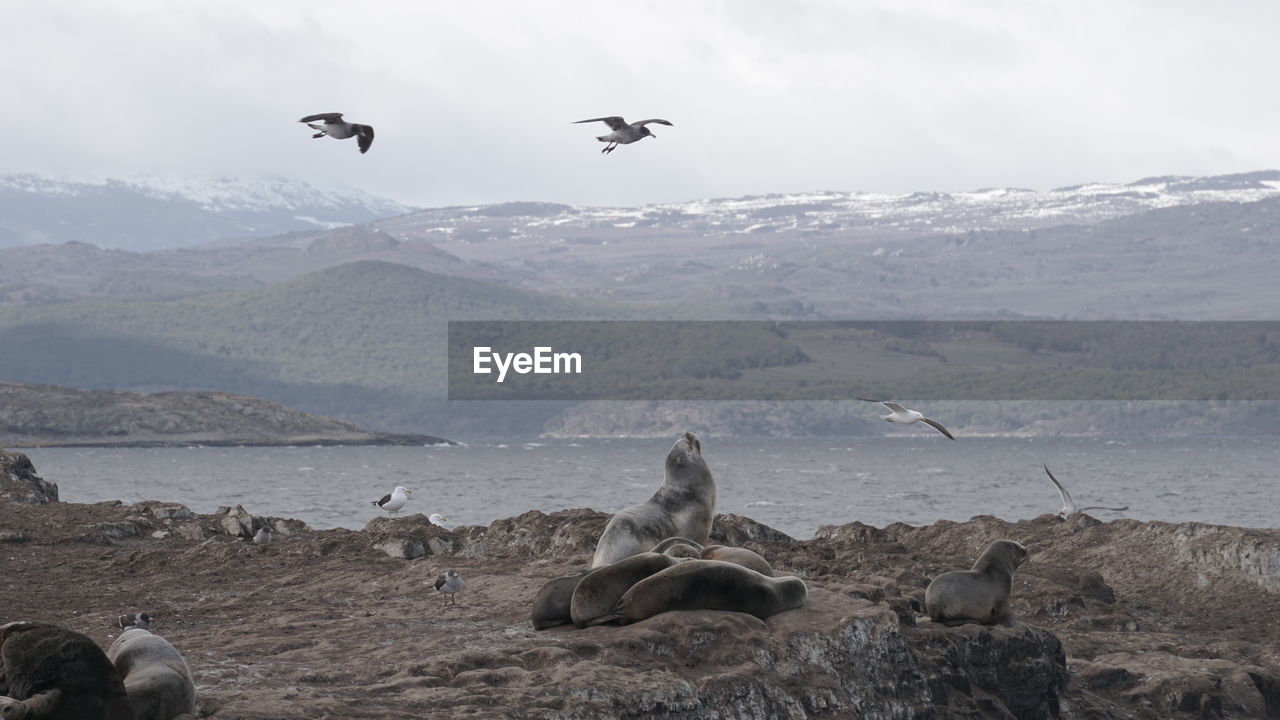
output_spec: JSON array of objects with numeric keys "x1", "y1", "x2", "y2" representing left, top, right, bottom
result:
[
  {"x1": 857, "y1": 398, "x2": 956, "y2": 440},
  {"x1": 572, "y1": 116, "x2": 673, "y2": 154},
  {"x1": 299, "y1": 112, "x2": 375, "y2": 154}
]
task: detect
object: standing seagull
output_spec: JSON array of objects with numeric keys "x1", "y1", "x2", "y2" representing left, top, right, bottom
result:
[
  {"x1": 434, "y1": 569, "x2": 464, "y2": 605},
  {"x1": 1043, "y1": 465, "x2": 1129, "y2": 518},
  {"x1": 857, "y1": 398, "x2": 956, "y2": 440},
  {"x1": 428, "y1": 513, "x2": 449, "y2": 527},
  {"x1": 253, "y1": 524, "x2": 272, "y2": 545},
  {"x1": 299, "y1": 113, "x2": 375, "y2": 154},
  {"x1": 572, "y1": 116, "x2": 673, "y2": 154},
  {"x1": 371, "y1": 486, "x2": 412, "y2": 516}
]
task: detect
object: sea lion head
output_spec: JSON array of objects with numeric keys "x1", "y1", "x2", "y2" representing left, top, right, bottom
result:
[
  {"x1": 666, "y1": 432, "x2": 706, "y2": 475},
  {"x1": 977, "y1": 539, "x2": 1028, "y2": 575}
]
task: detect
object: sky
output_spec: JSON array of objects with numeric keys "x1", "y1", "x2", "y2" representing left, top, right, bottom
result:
[{"x1": 4, "y1": 0, "x2": 1280, "y2": 208}]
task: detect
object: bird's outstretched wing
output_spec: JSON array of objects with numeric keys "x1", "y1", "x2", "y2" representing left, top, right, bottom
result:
[
  {"x1": 299, "y1": 112, "x2": 344, "y2": 123},
  {"x1": 633, "y1": 119, "x2": 673, "y2": 127},
  {"x1": 1079, "y1": 505, "x2": 1129, "y2": 512},
  {"x1": 356, "y1": 124, "x2": 374, "y2": 153},
  {"x1": 573, "y1": 116, "x2": 628, "y2": 130},
  {"x1": 920, "y1": 417, "x2": 956, "y2": 440},
  {"x1": 372, "y1": 493, "x2": 391, "y2": 508},
  {"x1": 1043, "y1": 465, "x2": 1072, "y2": 507},
  {"x1": 856, "y1": 397, "x2": 885, "y2": 404}
]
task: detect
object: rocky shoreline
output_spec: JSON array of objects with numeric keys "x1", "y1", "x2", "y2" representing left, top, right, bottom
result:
[{"x1": 3, "y1": 450, "x2": 1279, "y2": 719}]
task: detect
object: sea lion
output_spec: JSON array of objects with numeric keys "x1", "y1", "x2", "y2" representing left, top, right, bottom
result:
[
  {"x1": 648, "y1": 537, "x2": 704, "y2": 555},
  {"x1": 591, "y1": 433, "x2": 716, "y2": 568},
  {"x1": 107, "y1": 629, "x2": 195, "y2": 720},
  {"x1": 661, "y1": 543, "x2": 701, "y2": 560},
  {"x1": 699, "y1": 545, "x2": 775, "y2": 577},
  {"x1": 924, "y1": 539, "x2": 1028, "y2": 625},
  {"x1": 614, "y1": 560, "x2": 807, "y2": 625},
  {"x1": 530, "y1": 570, "x2": 591, "y2": 631},
  {"x1": 0, "y1": 621, "x2": 134, "y2": 720},
  {"x1": 570, "y1": 552, "x2": 681, "y2": 627}
]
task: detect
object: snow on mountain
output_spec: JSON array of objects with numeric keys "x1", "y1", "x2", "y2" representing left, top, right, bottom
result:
[{"x1": 0, "y1": 173, "x2": 415, "y2": 250}]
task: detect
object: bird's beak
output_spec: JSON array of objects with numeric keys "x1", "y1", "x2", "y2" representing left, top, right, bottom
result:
[{"x1": 406, "y1": 489, "x2": 414, "y2": 494}]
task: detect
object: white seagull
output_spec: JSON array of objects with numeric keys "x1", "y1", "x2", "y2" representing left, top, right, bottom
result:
[
  {"x1": 372, "y1": 486, "x2": 412, "y2": 516},
  {"x1": 1043, "y1": 465, "x2": 1129, "y2": 518},
  {"x1": 429, "y1": 513, "x2": 449, "y2": 527},
  {"x1": 572, "y1": 116, "x2": 673, "y2": 154},
  {"x1": 858, "y1": 398, "x2": 956, "y2": 440},
  {"x1": 299, "y1": 112, "x2": 375, "y2": 154},
  {"x1": 115, "y1": 612, "x2": 152, "y2": 631},
  {"x1": 253, "y1": 524, "x2": 272, "y2": 545},
  {"x1": 434, "y1": 569, "x2": 464, "y2": 605}
]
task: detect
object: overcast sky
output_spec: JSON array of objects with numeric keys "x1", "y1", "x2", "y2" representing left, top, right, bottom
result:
[{"x1": 5, "y1": 1, "x2": 1279, "y2": 207}]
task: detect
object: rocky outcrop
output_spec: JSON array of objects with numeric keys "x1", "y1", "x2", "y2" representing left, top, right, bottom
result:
[{"x1": 0, "y1": 447, "x2": 58, "y2": 503}]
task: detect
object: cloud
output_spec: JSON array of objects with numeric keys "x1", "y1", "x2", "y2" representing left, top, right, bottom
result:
[{"x1": 4, "y1": 0, "x2": 1278, "y2": 207}]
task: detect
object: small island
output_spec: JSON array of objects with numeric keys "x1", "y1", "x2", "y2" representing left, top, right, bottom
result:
[{"x1": 0, "y1": 382, "x2": 451, "y2": 448}]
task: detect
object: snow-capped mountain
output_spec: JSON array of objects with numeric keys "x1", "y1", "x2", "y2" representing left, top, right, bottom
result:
[
  {"x1": 0, "y1": 174, "x2": 415, "y2": 250},
  {"x1": 383, "y1": 170, "x2": 1280, "y2": 241}
]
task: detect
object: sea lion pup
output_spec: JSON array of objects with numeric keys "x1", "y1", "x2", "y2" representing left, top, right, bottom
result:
[
  {"x1": 591, "y1": 433, "x2": 716, "y2": 568},
  {"x1": 570, "y1": 552, "x2": 681, "y2": 627},
  {"x1": 700, "y1": 545, "x2": 775, "y2": 577},
  {"x1": 107, "y1": 629, "x2": 195, "y2": 720},
  {"x1": 613, "y1": 560, "x2": 807, "y2": 625},
  {"x1": 0, "y1": 621, "x2": 134, "y2": 720},
  {"x1": 925, "y1": 539, "x2": 1029, "y2": 625},
  {"x1": 530, "y1": 570, "x2": 591, "y2": 631}
]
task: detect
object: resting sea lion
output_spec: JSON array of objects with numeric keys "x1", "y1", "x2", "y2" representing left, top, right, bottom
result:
[
  {"x1": 107, "y1": 629, "x2": 195, "y2": 720},
  {"x1": 570, "y1": 552, "x2": 681, "y2": 627},
  {"x1": 699, "y1": 545, "x2": 774, "y2": 577},
  {"x1": 924, "y1": 539, "x2": 1028, "y2": 625},
  {"x1": 613, "y1": 559, "x2": 807, "y2": 624},
  {"x1": 591, "y1": 433, "x2": 716, "y2": 568},
  {"x1": 530, "y1": 570, "x2": 591, "y2": 631},
  {"x1": 648, "y1": 537, "x2": 704, "y2": 555},
  {"x1": 0, "y1": 621, "x2": 134, "y2": 720}
]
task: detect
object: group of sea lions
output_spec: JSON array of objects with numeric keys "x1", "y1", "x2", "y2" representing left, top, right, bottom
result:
[
  {"x1": 0, "y1": 619, "x2": 195, "y2": 720},
  {"x1": 533, "y1": 431, "x2": 1030, "y2": 631}
]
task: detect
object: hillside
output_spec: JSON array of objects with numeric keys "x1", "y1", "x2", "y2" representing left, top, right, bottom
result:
[{"x1": 0, "y1": 382, "x2": 450, "y2": 447}]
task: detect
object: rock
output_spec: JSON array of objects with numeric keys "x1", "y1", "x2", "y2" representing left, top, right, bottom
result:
[
  {"x1": 710, "y1": 513, "x2": 794, "y2": 545},
  {"x1": 0, "y1": 448, "x2": 58, "y2": 503},
  {"x1": 81, "y1": 521, "x2": 141, "y2": 542},
  {"x1": 454, "y1": 509, "x2": 608, "y2": 559},
  {"x1": 0, "y1": 530, "x2": 32, "y2": 543},
  {"x1": 220, "y1": 505, "x2": 256, "y2": 538},
  {"x1": 378, "y1": 539, "x2": 427, "y2": 560},
  {"x1": 1092, "y1": 651, "x2": 1275, "y2": 718},
  {"x1": 148, "y1": 502, "x2": 197, "y2": 521},
  {"x1": 1076, "y1": 570, "x2": 1117, "y2": 604},
  {"x1": 175, "y1": 523, "x2": 214, "y2": 542}
]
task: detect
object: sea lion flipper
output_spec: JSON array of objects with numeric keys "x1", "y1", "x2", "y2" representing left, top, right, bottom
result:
[{"x1": 585, "y1": 612, "x2": 625, "y2": 627}]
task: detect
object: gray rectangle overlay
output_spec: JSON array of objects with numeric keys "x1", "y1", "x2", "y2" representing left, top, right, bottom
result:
[{"x1": 447, "y1": 320, "x2": 1280, "y2": 401}]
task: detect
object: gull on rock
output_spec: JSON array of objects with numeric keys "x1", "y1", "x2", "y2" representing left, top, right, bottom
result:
[
  {"x1": 115, "y1": 612, "x2": 152, "y2": 631},
  {"x1": 299, "y1": 112, "x2": 375, "y2": 153},
  {"x1": 858, "y1": 398, "x2": 956, "y2": 440},
  {"x1": 434, "y1": 569, "x2": 464, "y2": 605},
  {"x1": 253, "y1": 525, "x2": 272, "y2": 545},
  {"x1": 429, "y1": 513, "x2": 449, "y2": 527},
  {"x1": 372, "y1": 486, "x2": 412, "y2": 516},
  {"x1": 572, "y1": 116, "x2": 673, "y2": 154},
  {"x1": 1043, "y1": 465, "x2": 1129, "y2": 518}
]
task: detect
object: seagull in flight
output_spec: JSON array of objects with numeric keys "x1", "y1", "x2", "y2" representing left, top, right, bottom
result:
[
  {"x1": 299, "y1": 112, "x2": 375, "y2": 154},
  {"x1": 1043, "y1": 465, "x2": 1129, "y2": 518},
  {"x1": 857, "y1": 398, "x2": 956, "y2": 440},
  {"x1": 372, "y1": 486, "x2": 412, "y2": 516},
  {"x1": 572, "y1": 116, "x2": 673, "y2": 154}
]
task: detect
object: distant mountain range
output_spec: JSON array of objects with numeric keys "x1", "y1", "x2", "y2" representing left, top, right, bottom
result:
[
  {"x1": 1, "y1": 170, "x2": 1279, "y2": 439},
  {"x1": 0, "y1": 174, "x2": 414, "y2": 250}
]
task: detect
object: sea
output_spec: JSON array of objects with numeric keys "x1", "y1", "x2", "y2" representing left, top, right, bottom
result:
[{"x1": 21, "y1": 437, "x2": 1279, "y2": 538}]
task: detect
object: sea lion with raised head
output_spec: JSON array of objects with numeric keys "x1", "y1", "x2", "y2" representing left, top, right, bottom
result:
[
  {"x1": 591, "y1": 433, "x2": 716, "y2": 568},
  {"x1": 0, "y1": 621, "x2": 134, "y2": 720},
  {"x1": 613, "y1": 560, "x2": 807, "y2": 625},
  {"x1": 107, "y1": 629, "x2": 196, "y2": 720},
  {"x1": 699, "y1": 545, "x2": 775, "y2": 577},
  {"x1": 530, "y1": 570, "x2": 591, "y2": 631},
  {"x1": 570, "y1": 552, "x2": 681, "y2": 627},
  {"x1": 925, "y1": 539, "x2": 1028, "y2": 625}
]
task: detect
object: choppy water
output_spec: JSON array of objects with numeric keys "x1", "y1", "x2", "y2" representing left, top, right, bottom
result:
[{"x1": 21, "y1": 437, "x2": 1279, "y2": 538}]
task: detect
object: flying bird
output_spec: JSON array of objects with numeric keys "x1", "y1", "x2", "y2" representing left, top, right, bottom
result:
[
  {"x1": 115, "y1": 612, "x2": 152, "y2": 631},
  {"x1": 372, "y1": 486, "x2": 412, "y2": 516},
  {"x1": 857, "y1": 398, "x2": 956, "y2": 440},
  {"x1": 434, "y1": 569, "x2": 464, "y2": 605},
  {"x1": 299, "y1": 112, "x2": 375, "y2": 153},
  {"x1": 572, "y1": 116, "x2": 673, "y2": 154},
  {"x1": 1043, "y1": 465, "x2": 1129, "y2": 518}
]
